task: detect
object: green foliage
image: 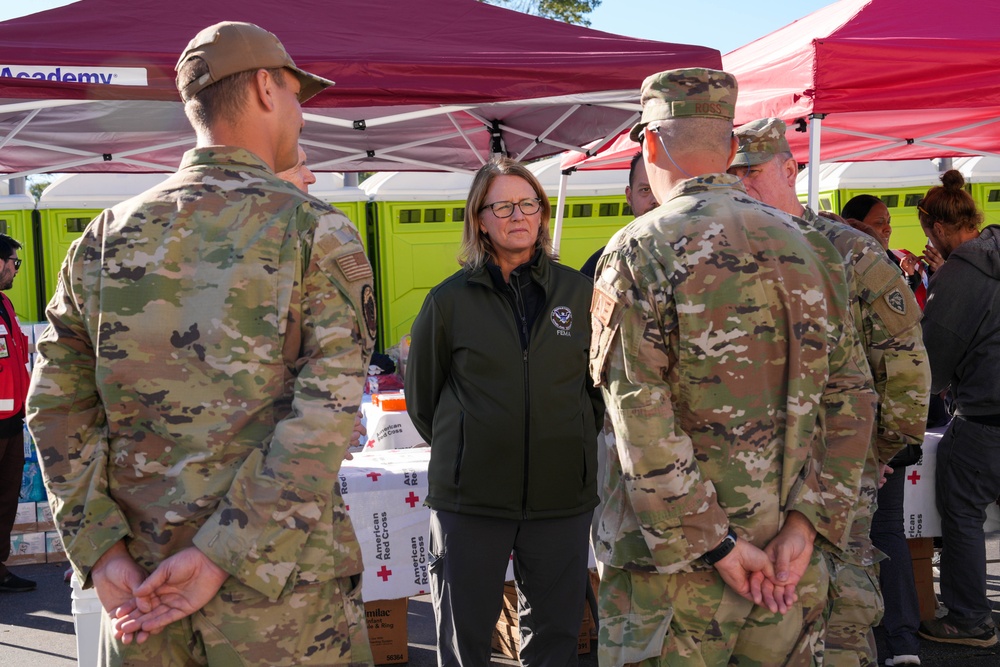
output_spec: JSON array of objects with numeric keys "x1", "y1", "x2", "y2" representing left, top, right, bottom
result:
[
  {"x1": 28, "y1": 176, "x2": 53, "y2": 202},
  {"x1": 482, "y1": 0, "x2": 602, "y2": 26}
]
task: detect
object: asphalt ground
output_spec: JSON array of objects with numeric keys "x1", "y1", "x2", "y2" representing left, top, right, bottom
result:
[{"x1": 3, "y1": 538, "x2": 999, "y2": 667}]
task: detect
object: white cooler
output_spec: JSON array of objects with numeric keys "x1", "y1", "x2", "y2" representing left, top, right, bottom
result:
[{"x1": 71, "y1": 575, "x2": 102, "y2": 667}]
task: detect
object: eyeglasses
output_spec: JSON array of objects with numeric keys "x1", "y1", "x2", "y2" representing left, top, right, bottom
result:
[
  {"x1": 5, "y1": 258, "x2": 20, "y2": 270},
  {"x1": 479, "y1": 198, "x2": 541, "y2": 218}
]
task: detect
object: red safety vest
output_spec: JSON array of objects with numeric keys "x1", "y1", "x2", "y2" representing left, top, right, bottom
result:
[{"x1": 0, "y1": 292, "x2": 30, "y2": 419}]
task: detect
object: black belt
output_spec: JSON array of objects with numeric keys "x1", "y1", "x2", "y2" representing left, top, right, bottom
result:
[{"x1": 961, "y1": 414, "x2": 1000, "y2": 427}]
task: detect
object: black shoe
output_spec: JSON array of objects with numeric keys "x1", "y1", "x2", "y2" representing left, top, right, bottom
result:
[
  {"x1": 0, "y1": 571, "x2": 36, "y2": 592},
  {"x1": 919, "y1": 615, "x2": 998, "y2": 647}
]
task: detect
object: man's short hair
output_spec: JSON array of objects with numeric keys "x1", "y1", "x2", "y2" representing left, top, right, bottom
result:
[
  {"x1": 0, "y1": 233, "x2": 22, "y2": 261},
  {"x1": 177, "y1": 57, "x2": 287, "y2": 129},
  {"x1": 648, "y1": 117, "x2": 733, "y2": 158},
  {"x1": 628, "y1": 151, "x2": 644, "y2": 190}
]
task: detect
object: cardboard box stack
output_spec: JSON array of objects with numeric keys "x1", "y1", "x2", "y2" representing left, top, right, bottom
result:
[
  {"x1": 10, "y1": 323, "x2": 62, "y2": 566},
  {"x1": 492, "y1": 581, "x2": 595, "y2": 658},
  {"x1": 907, "y1": 537, "x2": 938, "y2": 620},
  {"x1": 365, "y1": 597, "x2": 409, "y2": 665}
]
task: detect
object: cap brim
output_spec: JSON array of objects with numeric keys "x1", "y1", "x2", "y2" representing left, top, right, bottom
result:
[
  {"x1": 292, "y1": 67, "x2": 334, "y2": 103},
  {"x1": 629, "y1": 122, "x2": 646, "y2": 143},
  {"x1": 730, "y1": 151, "x2": 773, "y2": 168}
]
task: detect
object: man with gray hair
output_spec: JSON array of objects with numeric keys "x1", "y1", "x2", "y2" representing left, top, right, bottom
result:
[
  {"x1": 589, "y1": 69, "x2": 876, "y2": 665},
  {"x1": 28, "y1": 21, "x2": 376, "y2": 665},
  {"x1": 730, "y1": 118, "x2": 930, "y2": 667}
]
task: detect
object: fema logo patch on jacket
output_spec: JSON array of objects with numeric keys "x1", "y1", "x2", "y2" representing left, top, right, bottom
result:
[{"x1": 551, "y1": 306, "x2": 573, "y2": 336}]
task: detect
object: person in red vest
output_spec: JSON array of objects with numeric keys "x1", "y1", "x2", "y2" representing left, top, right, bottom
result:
[{"x1": 0, "y1": 234, "x2": 33, "y2": 593}]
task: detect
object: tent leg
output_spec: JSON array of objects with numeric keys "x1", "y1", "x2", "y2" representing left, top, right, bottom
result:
[
  {"x1": 808, "y1": 114, "x2": 824, "y2": 211},
  {"x1": 552, "y1": 170, "x2": 570, "y2": 259}
]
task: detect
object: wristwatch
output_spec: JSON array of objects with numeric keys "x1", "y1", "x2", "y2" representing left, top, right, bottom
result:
[{"x1": 701, "y1": 528, "x2": 738, "y2": 566}]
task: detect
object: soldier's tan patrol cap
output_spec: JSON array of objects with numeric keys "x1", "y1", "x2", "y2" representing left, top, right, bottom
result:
[
  {"x1": 629, "y1": 68, "x2": 738, "y2": 141},
  {"x1": 731, "y1": 117, "x2": 792, "y2": 168},
  {"x1": 176, "y1": 21, "x2": 334, "y2": 103}
]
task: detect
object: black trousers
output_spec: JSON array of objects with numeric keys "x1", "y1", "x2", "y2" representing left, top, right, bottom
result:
[
  {"x1": 428, "y1": 509, "x2": 592, "y2": 667},
  {"x1": 0, "y1": 428, "x2": 25, "y2": 575},
  {"x1": 936, "y1": 417, "x2": 1000, "y2": 626},
  {"x1": 871, "y1": 465, "x2": 921, "y2": 657}
]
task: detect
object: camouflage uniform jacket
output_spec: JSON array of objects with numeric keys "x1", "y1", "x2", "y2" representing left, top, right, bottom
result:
[
  {"x1": 26, "y1": 147, "x2": 377, "y2": 601},
  {"x1": 801, "y1": 207, "x2": 929, "y2": 566},
  {"x1": 589, "y1": 174, "x2": 875, "y2": 573}
]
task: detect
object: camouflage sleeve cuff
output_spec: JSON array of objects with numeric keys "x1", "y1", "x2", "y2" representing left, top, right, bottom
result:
[
  {"x1": 193, "y1": 449, "x2": 325, "y2": 600},
  {"x1": 640, "y1": 493, "x2": 731, "y2": 572},
  {"x1": 61, "y1": 502, "x2": 132, "y2": 589}
]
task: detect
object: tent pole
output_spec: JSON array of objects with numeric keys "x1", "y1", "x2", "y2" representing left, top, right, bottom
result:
[
  {"x1": 808, "y1": 114, "x2": 824, "y2": 211},
  {"x1": 553, "y1": 169, "x2": 571, "y2": 259}
]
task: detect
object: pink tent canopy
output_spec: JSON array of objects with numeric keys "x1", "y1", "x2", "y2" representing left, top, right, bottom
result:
[
  {"x1": 564, "y1": 0, "x2": 1000, "y2": 179},
  {"x1": 723, "y1": 0, "x2": 1000, "y2": 165},
  {"x1": 0, "y1": 0, "x2": 720, "y2": 176}
]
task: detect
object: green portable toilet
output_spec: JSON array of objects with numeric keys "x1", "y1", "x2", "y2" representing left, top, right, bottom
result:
[
  {"x1": 310, "y1": 173, "x2": 368, "y2": 249},
  {"x1": 363, "y1": 170, "x2": 472, "y2": 349},
  {"x1": 0, "y1": 191, "x2": 41, "y2": 323},
  {"x1": 36, "y1": 173, "x2": 171, "y2": 316},
  {"x1": 796, "y1": 160, "x2": 940, "y2": 254},
  {"x1": 528, "y1": 155, "x2": 630, "y2": 269},
  {"x1": 954, "y1": 156, "x2": 1000, "y2": 227}
]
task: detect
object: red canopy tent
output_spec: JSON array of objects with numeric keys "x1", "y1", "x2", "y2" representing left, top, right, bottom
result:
[
  {"x1": 722, "y1": 0, "x2": 1000, "y2": 206},
  {"x1": 0, "y1": 0, "x2": 720, "y2": 177}
]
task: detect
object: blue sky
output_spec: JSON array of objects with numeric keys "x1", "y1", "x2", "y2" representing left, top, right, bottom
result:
[{"x1": 1, "y1": 0, "x2": 835, "y2": 55}]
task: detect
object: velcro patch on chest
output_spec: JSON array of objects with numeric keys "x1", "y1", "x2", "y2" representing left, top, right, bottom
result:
[{"x1": 591, "y1": 283, "x2": 618, "y2": 328}]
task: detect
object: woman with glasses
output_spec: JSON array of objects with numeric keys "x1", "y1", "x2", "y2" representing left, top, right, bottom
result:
[{"x1": 405, "y1": 157, "x2": 603, "y2": 666}]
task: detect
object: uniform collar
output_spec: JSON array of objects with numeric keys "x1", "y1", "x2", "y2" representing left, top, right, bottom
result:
[
  {"x1": 665, "y1": 172, "x2": 746, "y2": 202},
  {"x1": 178, "y1": 146, "x2": 274, "y2": 173}
]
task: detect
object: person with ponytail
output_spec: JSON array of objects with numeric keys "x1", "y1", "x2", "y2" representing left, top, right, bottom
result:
[{"x1": 917, "y1": 170, "x2": 1000, "y2": 648}]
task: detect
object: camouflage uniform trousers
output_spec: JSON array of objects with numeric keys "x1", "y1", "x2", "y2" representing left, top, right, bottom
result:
[
  {"x1": 596, "y1": 550, "x2": 829, "y2": 667},
  {"x1": 822, "y1": 552, "x2": 884, "y2": 667},
  {"x1": 97, "y1": 574, "x2": 373, "y2": 666}
]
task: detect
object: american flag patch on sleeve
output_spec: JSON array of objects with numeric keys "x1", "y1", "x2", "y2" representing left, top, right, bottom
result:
[{"x1": 336, "y1": 251, "x2": 373, "y2": 281}]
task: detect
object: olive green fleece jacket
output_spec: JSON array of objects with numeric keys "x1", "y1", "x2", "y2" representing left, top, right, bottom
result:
[{"x1": 405, "y1": 254, "x2": 603, "y2": 519}]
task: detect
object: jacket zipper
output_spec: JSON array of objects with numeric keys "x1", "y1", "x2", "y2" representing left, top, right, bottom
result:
[{"x1": 508, "y1": 272, "x2": 532, "y2": 519}]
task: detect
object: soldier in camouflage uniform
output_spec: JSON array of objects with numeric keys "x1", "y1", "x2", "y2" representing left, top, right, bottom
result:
[
  {"x1": 589, "y1": 68, "x2": 877, "y2": 666},
  {"x1": 26, "y1": 21, "x2": 376, "y2": 667},
  {"x1": 730, "y1": 118, "x2": 930, "y2": 667}
]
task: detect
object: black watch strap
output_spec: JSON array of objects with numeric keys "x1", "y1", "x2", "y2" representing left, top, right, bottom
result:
[{"x1": 702, "y1": 528, "x2": 738, "y2": 566}]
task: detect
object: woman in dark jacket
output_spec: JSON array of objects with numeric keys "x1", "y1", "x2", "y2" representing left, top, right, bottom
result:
[{"x1": 405, "y1": 157, "x2": 603, "y2": 667}]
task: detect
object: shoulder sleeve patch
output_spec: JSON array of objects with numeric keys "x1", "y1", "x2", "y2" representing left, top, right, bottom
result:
[{"x1": 336, "y1": 251, "x2": 373, "y2": 282}]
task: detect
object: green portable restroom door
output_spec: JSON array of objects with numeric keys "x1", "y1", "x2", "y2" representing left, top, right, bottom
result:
[
  {"x1": 0, "y1": 210, "x2": 40, "y2": 323},
  {"x1": 795, "y1": 190, "x2": 839, "y2": 215},
  {"x1": 843, "y1": 187, "x2": 925, "y2": 255},
  {"x1": 972, "y1": 183, "x2": 1000, "y2": 229},
  {"x1": 557, "y1": 194, "x2": 630, "y2": 269},
  {"x1": 375, "y1": 200, "x2": 465, "y2": 349},
  {"x1": 39, "y1": 209, "x2": 95, "y2": 313}
]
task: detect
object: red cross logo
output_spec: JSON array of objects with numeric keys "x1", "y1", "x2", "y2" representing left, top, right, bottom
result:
[
  {"x1": 366, "y1": 471, "x2": 382, "y2": 482},
  {"x1": 377, "y1": 565, "x2": 392, "y2": 581},
  {"x1": 907, "y1": 470, "x2": 921, "y2": 485},
  {"x1": 366, "y1": 439, "x2": 375, "y2": 448},
  {"x1": 405, "y1": 492, "x2": 420, "y2": 508}
]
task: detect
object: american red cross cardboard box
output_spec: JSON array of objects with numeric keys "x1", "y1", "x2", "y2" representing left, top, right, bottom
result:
[
  {"x1": 342, "y1": 448, "x2": 432, "y2": 601},
  {"x1": 902, "y1": 427, "x2": 1000, "y2": 537}
]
